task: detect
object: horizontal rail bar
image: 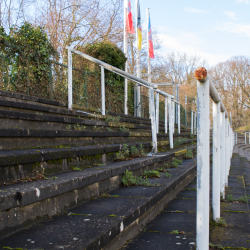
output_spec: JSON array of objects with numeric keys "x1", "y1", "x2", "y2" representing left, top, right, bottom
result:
[
  {"x1": 209, "y1": 79, "x2": 228, "y2": 118},
  {"x1": 66, "y1": 46, "x2": 174, "y2": 99}
]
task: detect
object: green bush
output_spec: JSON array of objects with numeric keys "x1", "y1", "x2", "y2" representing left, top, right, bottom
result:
[{"x1": 0, "y1": 22, "x2": 57, "y2": 98}]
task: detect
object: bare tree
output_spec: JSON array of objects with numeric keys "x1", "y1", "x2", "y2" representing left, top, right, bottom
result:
[{"x1": 209, "y1": 56, "x2": 250, "y2": 129}]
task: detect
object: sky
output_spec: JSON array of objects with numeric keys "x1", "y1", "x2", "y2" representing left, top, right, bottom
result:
[{"x1": 130, "y1": 0, "x2": 250, "y2": 67}]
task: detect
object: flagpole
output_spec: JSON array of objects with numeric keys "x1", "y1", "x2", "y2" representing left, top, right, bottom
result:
[
  {"x1": 124, "y1": 0, "x2": 128, "y2": 115},
  {"x1": 147, "y1": 8, "x2": 151, "y2": 119},
  {"x1": 136, "y1": 0, "x2": 141, "y2": 117}
]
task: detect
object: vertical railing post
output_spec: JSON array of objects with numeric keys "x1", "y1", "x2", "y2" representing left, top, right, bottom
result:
[
  {"x1": 191, "y1": 110, "x2": 193, "y2": 134},
  {"x1": 101, "y1": 66, "x2": 105, "y2": 116},
  {"x1": 245, "y1": 133, "x2": 246, "y2": 145},
  {"x1": 149, "y1": 88, "x2": 157, "y2": 153},
  {"x1": 196, "y1": 76, "x2": 210, "y2": 250},
  {"x1": 225, "y1": 119, "x2": 228, "y2": 187},
  {"x1": 236, "y1": 132, "x2": 237, "y2": 144},
  {"x1": 220, "y1": 111, "x2": 225, "y2": 198},
  {"x1": 185, "y1": 95, "x2": 187, "y2": 126},
  {"x1": 173, "y1": 101, "x2": 175, "y2": 133},
  {"x1": 249, "y1": 132, "x2": 250, "y2": 144},
  {"x1": 165, "y1": 98, "x2": 168, "y2": 134},
  {"x1": 137, "y1": 85, "x2": 141, "y2": 117},
  {"x1": 178, "y1": 103, "x2": 180, "y2": 134},
  {"x1": 194, "y1": 112, "x2": 197, "y2": 134},
  {"x1": 68, "y1": 48, "x2": 73, "y2": 110},
  {"x1": 168, "y1": 97, "x2": 173, "y2": 149},
  {"x1": 212, "y1": 101, "x2": 220, "y2": 221},
  {"x1": 155, "y1": 92, "x2": 159, "y2": 134}
]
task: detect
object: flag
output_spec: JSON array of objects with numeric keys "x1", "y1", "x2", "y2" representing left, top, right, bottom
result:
[
  {"x1": 137, "y1": 0, "x2": 142, "y2": 50},
  {"x1": 148, "y1": 14, "x2": 154, "y2": 59},
  {"x1": 127, "y1": 0, "x2": 135, "y2": 34}
]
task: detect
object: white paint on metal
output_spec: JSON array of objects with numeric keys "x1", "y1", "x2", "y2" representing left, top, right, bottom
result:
[
  {"x1": 150, "y1": 88, "x2": 157, "y2": 153},
  {"x1": 101, "y1": 66, "x2": 105, "y2": 116},
  {"x1": 212, "y1": 102, "x2": 220, "y2": 220},
  {"x1": 168, "y1": 97, "x2": 173, "y2": 149},
  {"x1": 165, "y1": 98, "x2": 168, "y2": 134},
  {"x1": 220, "y1": 111, "x2": 225, "y2": 198},
  {"x1": 67, "y1": 49, "x2": 73, "y2": 110},
  {"x1": 191, "y1": 111, "x2": 193, "y2": 134},
  {"x1": 156, "y1": 93, "x2": 159, "y2": 134},
  {"x1": 196, "y1": 78, "x2": 210, "y2": 250},
  {"x1": 194, "y1": 112, "x2": 197, "y2": 135},
  {"x1": 225, "y1": 119, "x2": 229, "y2": 187},
  {"x1": 245, "y1": 133, "x2": 247, "y2": 145},
  {"x1": 172, "y1": 101, "x2": 175, "y2": 132},
  {"x1": 178, "y1": 104, "x2": 180, "y2": 134}
]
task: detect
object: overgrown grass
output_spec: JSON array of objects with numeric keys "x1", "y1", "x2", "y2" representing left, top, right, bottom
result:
[
  {"x1": 210, "y1": 217, "x2": 227, "y2": 227},
  {"x1": 142, "y1": 170, "x2": 160, "y2": 178},
  {"x1": 185, "y1": 149, "x2": 193, "y2": 159},
  {"x1": 173, "y1": 137, "x2": 187, "y2": 147},
  {"x1": 105, "y1": 114, "x2": 120, "y2": 123},
  {"x1": 115, "y1": 144, "x2": 147, "y2": 161},
  {"x1": 172, "y1": 158, "x2": 182, "y2": 168},
  {"x1": 122, "y1": 170, "x2": 160, "y2": 187}
]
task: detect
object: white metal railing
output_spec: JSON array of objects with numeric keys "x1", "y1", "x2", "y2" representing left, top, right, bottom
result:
[
  {"x1": 195, "y1": 67, "x2": 234, "y2": 250},
  {"x1": 245, "y1": 132, "x2": 250, "y2": 144},
  {"x1": 66, "y1": 46, "x2": 184, "y2": 153}
]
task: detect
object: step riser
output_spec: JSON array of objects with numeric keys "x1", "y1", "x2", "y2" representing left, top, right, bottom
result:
[
  {"x1": 1, "y1": 143, "x2": 178, "y2": 185},
  {"x1": 1, "y1": 150, "x2": 194, "y2": 239},
  {"x1": 0, "y1": 132, "x2": 192, "y2": 150}
]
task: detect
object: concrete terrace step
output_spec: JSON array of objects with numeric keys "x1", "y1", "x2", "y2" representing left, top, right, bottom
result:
[
  {"x1": 0, "y1": 139, "x2": 196, "y2": 184},
  {"x1": 0, "y1": 127, "x2": 193, "y2": 150},
  {"x1": 0, "y1": 148, "x2": 197, "y2": 249}
]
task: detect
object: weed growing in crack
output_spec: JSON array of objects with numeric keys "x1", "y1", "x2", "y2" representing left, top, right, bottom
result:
[
  {"x1": 165, "y1": 172, "x2": 171, "y2": 178},
  {"x1": 173, "y1": 137, "x2": 187, "y2": 147},
  {"x1": 210, "y1": 217, "x2": 227, "y2": 227},
  {"x1": 185, "y1": 149, "x2": 193, "y2": 159},
  {"x1": 142, "y1": 170, "x2": 160, "y2": 178},
  {"x1": 122, "y1": 170, "x2": 160, "y2": 187},
  {"x1": 172, "y1": 158, "x2": 182, "y2": 168}
]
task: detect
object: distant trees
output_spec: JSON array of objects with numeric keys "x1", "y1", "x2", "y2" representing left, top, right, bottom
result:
[{"x1": 209, "y1": 56, "x2": 250, "y2": 129}]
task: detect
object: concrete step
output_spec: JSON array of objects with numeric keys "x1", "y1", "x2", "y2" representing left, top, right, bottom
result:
[
  {"x1": 0, "y1": 145, "x2": 197, "y2": 248},
  {"x1": 0, "y1": 139, "x2": 197, "y2": 185},
  {"x1": 0, "y1": 128, "x2": 193, "y2": 150}
]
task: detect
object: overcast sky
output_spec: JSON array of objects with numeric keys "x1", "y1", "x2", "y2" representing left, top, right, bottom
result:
[{"x1": 130, "y1": 0, "x2": 250, "y2": 67}]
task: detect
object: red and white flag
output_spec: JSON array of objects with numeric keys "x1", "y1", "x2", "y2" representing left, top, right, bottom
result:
[{"x1": 126, "y1": 0, "x2": 135, "y2": 34}]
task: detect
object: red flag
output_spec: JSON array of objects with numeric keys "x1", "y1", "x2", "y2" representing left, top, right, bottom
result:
[
  {"x1": 127, "y1": 1, "x2": 135, "y2": 34},
  {"x1": 148, "y1": 15, "x2": 154, "y2": 59}
]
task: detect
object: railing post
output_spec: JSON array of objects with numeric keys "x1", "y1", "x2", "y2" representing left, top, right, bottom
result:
[
  {"x1": 156, "y1": 92, "x2": 159, "y2": 134},
  {"x1": 137, "y1": 85, "x2": 141, "y2": 117},
  {"x1": 220, "y1": 111, "x2": 225, "y2": 198},
  {"x1": 172, "y1": 102, "x2": 175, "y2": 134},
  {"x1": 68, "y1": 48, "x2": 73, "y2": 110},
  {"x1": 149, "y1": 88, "x2": 157, "y2": 153},
  {"x1": 245, "y1": 132, "x2": 247, "y2": 145},
  {"x1": 212, "y1": 101, "x2": 221, "y2": 221},
  {"x1": 225, "y1": 119, "x2": 228, "y2": 187},
  {"x1": 194, "y1": 111, "x2": 197, "y2": 134},
  {"x1": 172, "y1": 101, "x2": 175, "y2": 133},
  {"x1": 168, "y1": 97, "x2": 173, "y2": 149},
  {"x1": 178, "y1": 103, "x2": 180, "y2": 134},
  {"x1": 101, "y1": 66, "x2": 105, "y2": 116},
  {"x1": 191, "y1": 110, "x2": 193, "y2": 134},
  {"x1": 236, "y1": 132, "x2": 237, "y2": 144},
  {"x1": 165, "y1": 97, "x2": 168, "y2": 134},
  {"x1": 196, "y1": 76, "x2": 210, "y2": 250}
]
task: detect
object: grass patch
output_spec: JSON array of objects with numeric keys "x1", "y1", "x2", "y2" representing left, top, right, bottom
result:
[
  {"x1": 122, "y1": 170, "x2": 160, "y2": 187},
  {"x1": 210, "y1": 217, "x2": 227, "y2": 227}
]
